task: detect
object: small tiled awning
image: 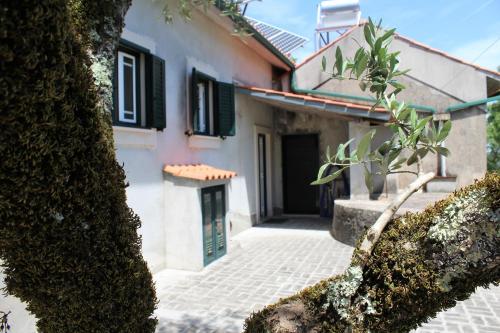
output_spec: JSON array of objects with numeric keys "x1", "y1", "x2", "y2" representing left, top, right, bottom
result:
[
  {"x1": 164, "y1": 164, "x2": 237, "y2": 181},
  {"x1": 236, "y1": 86, "x2": 390, "y2": 122}
]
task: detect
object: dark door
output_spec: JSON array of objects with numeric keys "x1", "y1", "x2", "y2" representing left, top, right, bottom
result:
[
  {"x1": 201, "y1": 186, "x2": 227, "y2": 266},
  {"x1": 282, "y1": 134, "x2": 320, "y2": 214}
]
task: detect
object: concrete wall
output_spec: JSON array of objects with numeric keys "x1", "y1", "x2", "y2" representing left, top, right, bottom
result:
[
  {"x1": 446, "y1": 108, "x2": 487, "y2": 187},
  {"x1": 114, "y1": 0, "x2": 277, "y2": 272},
  {"x1": 297, "y1": 26, "x2": 490, "y2": 102},
  {"x1": 295, "y1": 25, "x2": 488, "y2": 192}
]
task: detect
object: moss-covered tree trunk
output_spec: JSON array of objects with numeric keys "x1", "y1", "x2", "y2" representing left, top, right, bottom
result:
[
  {"x1": 245, "y1": 174, "x2": 500, "y2": 333},
  {"x1": 0, "y1": 0, "x2": 157, "y2": 332}
]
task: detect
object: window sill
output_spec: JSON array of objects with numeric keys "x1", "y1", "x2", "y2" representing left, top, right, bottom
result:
[
  {"x1": 188, "y1": 135, "x2": 221, "y2": 150},
  {"x1": 113, "y1": 126, "x2": 157, "y2": 150}
]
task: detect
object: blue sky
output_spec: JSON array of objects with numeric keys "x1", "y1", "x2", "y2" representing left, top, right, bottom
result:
[{"x1": 245, "y1": 0, "x2": 500, "y2": 70}]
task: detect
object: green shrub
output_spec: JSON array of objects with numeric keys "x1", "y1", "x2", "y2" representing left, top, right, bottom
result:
[{"x1": 0, "y1": 1, "x2": 157, "y2": 332}]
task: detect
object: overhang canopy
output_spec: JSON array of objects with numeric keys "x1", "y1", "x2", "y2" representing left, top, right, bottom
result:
[
  {"x1": 164, "y1": 164, "x2": 237, "y2": 181},
  {"x1": 236, "y1": 86, "x2": 389, "y2": 122}
]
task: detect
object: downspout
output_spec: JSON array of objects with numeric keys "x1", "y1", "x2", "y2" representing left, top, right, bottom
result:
[{"x1": 290, "y1": 71, "x2": 437, "y2": 113}]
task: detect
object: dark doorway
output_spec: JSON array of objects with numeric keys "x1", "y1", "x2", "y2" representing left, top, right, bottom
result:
[{"x1": 282, "y1": 134, "x2": 320, "y2": 214}]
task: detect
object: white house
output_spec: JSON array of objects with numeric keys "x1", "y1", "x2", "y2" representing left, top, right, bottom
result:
[{"x1": 114, "y1": 0, "x2": 499, "y2": 273}]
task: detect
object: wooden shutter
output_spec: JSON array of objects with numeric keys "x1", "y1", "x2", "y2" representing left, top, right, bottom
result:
[
  {"x1": 150, "y1": 55, "x2": 166, "y2": 130},
  {"x1": 191, "y1": 68, "x2": 199, "y2": 132},
  {"x1": 216, "y1": 82, "x2": 235, "y2": 137}
]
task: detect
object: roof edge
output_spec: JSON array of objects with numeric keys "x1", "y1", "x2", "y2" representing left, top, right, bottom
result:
[
  {"x1": 295, "y1": 20, "x2": 500, "y2": 78},
  {"x1": 214, "y1": 1, "x2": 295, "y2": 69}
]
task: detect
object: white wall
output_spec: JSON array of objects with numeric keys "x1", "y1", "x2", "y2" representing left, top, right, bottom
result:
[{"x1": 114, "y1": 0, "x2": 277, "y2": 272}]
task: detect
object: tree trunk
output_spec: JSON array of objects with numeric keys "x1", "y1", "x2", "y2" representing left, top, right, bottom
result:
[
  {"x1": 0, "y1": 1, "x2": 157, "y2": 332},
  {"x1": 244, "y1": 173, "x2": 499, "y2": 333}
]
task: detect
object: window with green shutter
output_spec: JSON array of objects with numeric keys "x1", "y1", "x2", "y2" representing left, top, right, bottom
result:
[
  {"x1": 113, "y1": 39, "x2": 166, "y2": 130},
  {"x1": 191, "y1": 68, "x2": 235, "y2": 138}
]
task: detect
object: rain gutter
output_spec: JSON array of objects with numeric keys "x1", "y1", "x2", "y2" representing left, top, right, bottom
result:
[
  {"x1": 290, "y1": 71, "x2": 436, "y2": 114},
  {"x1": 445, "y1": 95, "x2": 500, "y2": 113}
]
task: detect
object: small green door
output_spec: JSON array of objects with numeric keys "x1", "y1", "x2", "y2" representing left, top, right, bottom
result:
[{"x1": 202, "y1": 185, "x2": 227, "y2": 266}]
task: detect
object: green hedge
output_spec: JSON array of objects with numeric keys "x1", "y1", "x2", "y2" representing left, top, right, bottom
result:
[{"x1": 0, "y1": 1, "x2": 157, "y2": 332}]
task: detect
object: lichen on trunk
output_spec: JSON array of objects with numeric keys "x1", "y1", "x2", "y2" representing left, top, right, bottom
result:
[
  {"x1": 0, "y1": 1, "x2": 157, "y2": 332},
  {"x1": 244, "y1": 173, "x2": 500, "y2": 333}
]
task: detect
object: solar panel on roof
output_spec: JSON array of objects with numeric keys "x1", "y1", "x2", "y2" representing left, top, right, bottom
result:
[{"x1": 246, "y1": 17, "x2": 309, "y2": 55}]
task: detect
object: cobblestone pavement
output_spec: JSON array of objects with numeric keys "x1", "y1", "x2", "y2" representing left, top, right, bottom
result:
[{"x1": 154, "y1": 218, "x2": 500, "y2": 333}]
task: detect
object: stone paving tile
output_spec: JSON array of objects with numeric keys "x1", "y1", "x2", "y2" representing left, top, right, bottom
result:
[{"x1": 154, "y1": 218, "x2": 500, "y2": 333}]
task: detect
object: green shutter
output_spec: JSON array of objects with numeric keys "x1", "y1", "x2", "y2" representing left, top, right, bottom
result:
[
  {"x1": 150, "y1": 55, "x2": 166, "y2": 130},
  {"x1": 191, "y1": 68, "x2": 199, "y2": 133},
  {"x1": 216, "y1": 82, "x2": 235, "y2": 137}
]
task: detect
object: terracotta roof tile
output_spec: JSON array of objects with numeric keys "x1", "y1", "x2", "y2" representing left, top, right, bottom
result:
[
  {"x1": 238, "y1": 86, "x2": 386, "y2": 112},
  {"x1": 164, "y1": 164, "x2": 237, "y2": 181}
]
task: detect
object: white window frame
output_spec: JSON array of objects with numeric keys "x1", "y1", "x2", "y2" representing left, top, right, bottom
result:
[{"x1": 118, "y1": 51, "x2": 137, "y2": 124}]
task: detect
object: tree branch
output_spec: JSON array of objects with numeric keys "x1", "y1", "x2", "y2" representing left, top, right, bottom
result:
[{"x1": 357, "y1": 172, "x2": 435, "y2": 261}]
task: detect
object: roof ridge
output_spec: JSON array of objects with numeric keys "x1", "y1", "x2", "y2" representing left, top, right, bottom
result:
[{"x1": 295, "y1": 23, "x2": 361, "y2": 69}]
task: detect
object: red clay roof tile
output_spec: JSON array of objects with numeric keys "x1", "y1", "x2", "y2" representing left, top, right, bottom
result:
[{"x1": 164, "y1": 164, "x2": 237, "y2": 181}]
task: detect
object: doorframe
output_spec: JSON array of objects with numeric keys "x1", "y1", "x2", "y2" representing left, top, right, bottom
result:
[
  {"x1": 254, "y1": 125, "x2": 273, "y2": 224},
  {"x1": 282, "y1": 133, "x2": 320, "y2": 215}
]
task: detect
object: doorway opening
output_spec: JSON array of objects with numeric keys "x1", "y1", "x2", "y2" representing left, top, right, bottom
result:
[{"x1": 282, "y1": 134, "x2": 320, "y2": 214}]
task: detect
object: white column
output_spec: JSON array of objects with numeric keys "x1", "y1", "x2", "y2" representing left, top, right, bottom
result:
[{"x1": 349, "y1": 121, "x2": 372, "y2": 199}]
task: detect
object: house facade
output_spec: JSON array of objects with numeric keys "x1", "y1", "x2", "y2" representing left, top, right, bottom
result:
[
  {"x1": 114, "y1": 0, "x2": 298, "y2": 272},
  {"x1": 114, "y1": 1, "x2": 499, "y2": 273},
  {"x1": 294, "y1": 23, "x2": 500, "y2": 198}
]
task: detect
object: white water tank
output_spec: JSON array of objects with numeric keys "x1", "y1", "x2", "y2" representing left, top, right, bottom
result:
[{"x1": 317, "y1": 0, "x2": 361, "y2": 31}]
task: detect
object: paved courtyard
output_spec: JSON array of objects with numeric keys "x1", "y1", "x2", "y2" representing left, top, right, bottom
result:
[{"x1": 154, "y1": 218, "x2": 500, "y2": 333}]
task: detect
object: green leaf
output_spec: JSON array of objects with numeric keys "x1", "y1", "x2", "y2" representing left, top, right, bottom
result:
[
  {"x1": 364, "y1": 24, "x2": 373, "y2": 47},
  {"x1": 407, "y1": 151, "x2": 419, "y2": 165},
  {"x1": 410, "y1": 109, "x2": 417, "y2": 127},
  {"x1": 435, "y1": 146, "x2": 450, "y2": 157},
  {"x1": 356, "y1": 52, "x2": 369, "y2": 79},
  {"x1": 379, "y1": 28, "x2": 396, "y2": 44},
  {"x1": 417, "y1": 147, "x2": 429, "y2": 159},
  {"x1": 416, "y1": 116, "x2": 432, "y2": 130},
  {"x1": 311, "y1": 167, "x2": 345, "y2": 185},
  {"x1": 364, "y1": 165, "x2": 373, "y2": 192},
  {"x1": 337, "y1": 138, "x2": 355, "y2": 162},
  {"x1": 326, "y1": 145, "x2": 332, "y2": 162},
  {"x1": 359, "y1": 81, "x2": 368, "y2": 91},
  {"x1": 335, "y1": 46, "x2": 344, "y2": 76},
  {"x1": 357, "y1": 130, "x2": 376, "y2": 160},
  {"x1": 437, "y1": 120, "x2": 452, "y2": 142},
  {"x1": 392, "y1": 157, "x2": 407, "y2": 170},
  {"x1": 317, "y1": 163, "x2": 330, "y2": 180},
  {"x1": 322, "y1": 56, "x2": 327, "y2": 72}
]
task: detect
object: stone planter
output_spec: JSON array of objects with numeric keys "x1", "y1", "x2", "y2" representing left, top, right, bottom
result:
[{"x1": 331, "y1": 200, "x2": 384, "y2": 246}]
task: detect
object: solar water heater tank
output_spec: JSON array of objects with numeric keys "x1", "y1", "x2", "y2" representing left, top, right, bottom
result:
[{"x1": 317, "y1": 0, "x2": 361, "y2": 31}]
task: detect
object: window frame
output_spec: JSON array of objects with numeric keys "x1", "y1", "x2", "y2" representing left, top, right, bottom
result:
[
  {"x1": 194, "y1": 76, "x2": 211, "y2": 135},
  {"x1": 192, "y1": 70, "x2": 218, "y2": 137},
  {"x1": 115, "y1": 47, "x2": 142, "y2": 127}
]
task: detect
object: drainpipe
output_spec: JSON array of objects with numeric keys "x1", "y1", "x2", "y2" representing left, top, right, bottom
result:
[
  {"x1": 290, "y1": 71, "x2": 437, "y2": 113},
  {"x1": 445, "y1": 95, "x2": 500, "y2": 112}
]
